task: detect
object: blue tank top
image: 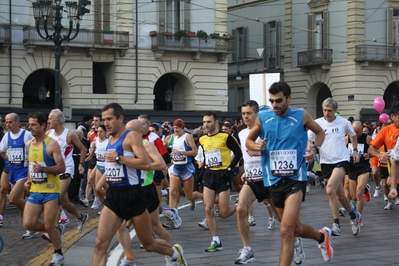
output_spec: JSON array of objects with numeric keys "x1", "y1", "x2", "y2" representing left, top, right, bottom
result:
[
  {"x1": 105, "y1": 130, "x2": 141, "y2": 187},
  {"x1": 259, "y1": 106, "x2": 307, "y2": 186},
  {"x1": 7, "y1": 130, "x2": 27, "y2": 170}
]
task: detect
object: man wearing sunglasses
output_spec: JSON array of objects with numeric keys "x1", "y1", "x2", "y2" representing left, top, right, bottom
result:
[{"x1": 246, "y1": 81, "x2": 333, "y2": 265}]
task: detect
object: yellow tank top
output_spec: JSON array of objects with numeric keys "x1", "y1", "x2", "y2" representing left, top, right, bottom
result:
[
  {"x1": 199, "y1": 132, "x2": 231, "y2": 171},
  {"x1": 28, "y1": 136, "x2": 61, "y2": 193}
]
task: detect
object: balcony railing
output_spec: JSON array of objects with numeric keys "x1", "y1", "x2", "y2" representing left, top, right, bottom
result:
[
  {"x1": 297, "y1": 49, "x2": 333, "y2": 67},
  {"x1": 0, "y1": 24, "x2": 11, "y2": 43},
  {"x1": 23, "y1": 26, "x2": 129, "y2": 48},
  {"x1": 354, "y1": 44, "x2": 399, "y2": 62},
  {"x1": 151, "y1": 35, "x2": 232, "y2": 53}
]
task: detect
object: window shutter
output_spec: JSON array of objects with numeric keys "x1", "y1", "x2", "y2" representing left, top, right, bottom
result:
[
  {"x1": 388, "y1": 8, "x2": 393, "y2": 46},
  {"x1": 308, "y1": 14, "x2": 314, "y2": 49},
  {"x1": 264, "y1": 22, "x2": 270, "y2": 69},
  {"x1": 243, "y1": 27, "x2": 248, "y2": 59},
  {"x1": 232, "y1": 29, "x2": 237, "y2": 62},
  {"x1": 323, "y1": 11, "x2": 329, "y2": 49},
  {"x1": 276, "y1": 20, "x2": 281, "y2": 69}
]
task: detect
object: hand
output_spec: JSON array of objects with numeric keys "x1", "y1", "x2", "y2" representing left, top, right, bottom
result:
[
  {"x1": 32, "y1": 161, "x2": 42, "y2": 173},
  {"x1": 352, "y1": 152, "x2": 360, "y2": 163},
  {"x1": 303, "y1": 149, "x2": 316, "y2": 163},
  {"x1": 240, "y1": 173, "x2": 246, "y2": 182},
  {"x1": 362, "y1": 153, "x2": 370, "y2": 160},
  {"x1": 170, "y1": 149, "x2": 180, "y2": 156},
  {"x1": 105, "y1": 150, "x2": 118, "y2": 162},
  {"x1": 388, "y1": 188, "x2": 398, "y2": 200},
  {"x1": 78, "y1": 164, "x2": 85, "y2": 175},
  {"x1": 255, "y1": 139, "x2": 267, "y2": 151},
  {"x1": 246, "y1": 149, "x2": 261, "y2": 157},
  {"x1": 24, "y1": 180, "x2": 31, "y2": 191}
]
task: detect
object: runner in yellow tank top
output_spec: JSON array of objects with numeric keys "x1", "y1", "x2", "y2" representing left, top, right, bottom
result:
[{"x1": 23, "y1": 112, "x2": 66, "y2": 266}]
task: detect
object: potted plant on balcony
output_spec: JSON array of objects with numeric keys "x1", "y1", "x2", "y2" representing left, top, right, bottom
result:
[
  {"x1": 188, "y1": 31, "x2": 196, "y2": 37},
  {"x1": 210, "y1": 32, "x2": 220, "y2": 39},
  {"x1": 175, "y1": 29, "x2": 187, "y2": 38},
  {"x1": 149, "y1": 30, "x2": 157, "y2": 37},
  {"x1": 163, "y1": 31, "x2": 173, "y2": 36},
  {"x1": 196, "y1": 30, "x2": 208, "y2": 40},
  {"x1": 222, "y1": 33, "x2": 231, "y2": 40}
]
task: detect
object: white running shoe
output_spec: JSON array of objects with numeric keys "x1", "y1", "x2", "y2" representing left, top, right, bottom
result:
[
  {"x1": 91, "y1": 197, "x2": 101, "y2": 209},
  {"x1": 384, "y1": 194, "x2": 388, "y2": 201},
  {"x1": 77, "y1": 213, "x2": 89, "y2": 233},
  {"x1": 235, "y1": 247, "x2": 255, "y2": 264},
  {"x1": 22, "y1": 230, "x2": 39, "y2": 239},
  {"x1": 373, "y1": 187, "x2": 381, "y2": 198},
  {"x1": 384, "y1": 201, "x2": 394, "y2": 210},
  {"x1": 248, "y1": 216, "x2": 256, "y2": 226},
  {"x1": 396, "y1": 198, "x2": 399, "y2": 205},
  {"x1": 293, "y1": 237, "x2": 305, "y2": 265},
  {"x1": 267, "y1": 217, "x2": 276, "y2": 230},
  {"x1": 120, "y1": 257, "x2": 136, "y2": 266},
  {"x1": 198, "y1": 218, "x2": 208, "y2": 230},
  {"x1": 80, "y1": 198, "x2": 89, "y2": 207},
  {"x1": 49, "y1": 253, "x2": 65, "y2": 266}
]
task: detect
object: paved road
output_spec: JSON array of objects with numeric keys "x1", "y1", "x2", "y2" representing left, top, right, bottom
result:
[{"x1": 1, "y1": 181, "x2": 399, "y2": 265}]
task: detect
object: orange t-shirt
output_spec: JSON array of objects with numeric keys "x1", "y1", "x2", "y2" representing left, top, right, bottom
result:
[{"x1": 370, "y1": 124, "x2": 399, "y2": 151}]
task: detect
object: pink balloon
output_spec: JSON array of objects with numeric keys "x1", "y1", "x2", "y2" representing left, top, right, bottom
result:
[
  {"x1": 373, "y1": 97, "x2": 385, "y2": 113},
  {"x1": 379, "y1": 113, "x2": 390, "y2": 123}
]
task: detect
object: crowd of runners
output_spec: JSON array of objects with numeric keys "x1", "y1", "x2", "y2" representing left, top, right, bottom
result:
[{"x1": 0, "y1": 81, "x2": 399, "y2": 266}]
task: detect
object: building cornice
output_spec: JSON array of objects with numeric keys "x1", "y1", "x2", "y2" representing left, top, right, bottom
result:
[{"x1": 228, "y1": 0, "x2": 277, "y2": 11}]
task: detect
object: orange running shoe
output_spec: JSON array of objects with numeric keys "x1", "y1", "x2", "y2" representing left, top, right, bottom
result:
[{"x1": 318, "y1": 227, "x2": 334, "y2": 262}]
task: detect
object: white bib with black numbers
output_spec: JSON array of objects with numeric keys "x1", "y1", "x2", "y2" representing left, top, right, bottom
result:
[{"x1": 269, "y1": 149, "x2": 298, "y2": 176}]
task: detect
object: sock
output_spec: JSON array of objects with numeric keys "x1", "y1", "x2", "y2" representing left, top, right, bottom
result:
[
  {"x1": 161, "y1": 189, "x2": 168, "y2": 196},
  {"x1": 54, "y1": 249, "x2": 63, "y2": 255},
  {"x1": 294, "y1": 238, "x2": 300, "y2": 247},
  {"x1": 318, "y1": 232, "x2": 325, "y2": 244},
  {"x1": 349, "y1": 211, "x2": 356, "y2": 220},
  {"x1": 333, "y1": 219, "x2": 340, "y2": 225},
  {"x1": 125, "y1": 253, "x2": 134, "y2": 261},
  {"x1": 171, "y1": 249, "x2": 178, "y2": 260},
  {"x1": 212, "y1": 236, "x2": 220, "y2": 244}
]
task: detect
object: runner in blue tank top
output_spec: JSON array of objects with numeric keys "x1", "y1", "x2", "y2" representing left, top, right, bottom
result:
[
  {"x1": 92, "y1": 103, "x2": 187, "y2": 266},
  {"x1": 246, "y1": 81, "x2": 333, "y2": 265}
]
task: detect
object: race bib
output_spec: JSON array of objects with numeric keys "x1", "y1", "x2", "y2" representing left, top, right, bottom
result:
[
  {"x1": 96, "y1": 150, "x2": 106, "y2": 162},
  {"x1": 244, "y1": 159, "x2": 263, "y2": 181},
  {"x1": 7, "y1": 147, "x2": 26, "y2": 166},
  {"x1": 172, "y1": 153, "x2": 188, "y2": 165},
  {"x1": 205, "y1": 149, "x2": 222, "y2": 168},
  {"x1": 269, "y1": 149, "x2": 298, "y2": 176},
  {"x1": 105, "y1": 162, "x2": 126, "y2": 184},
  {"x1": 348, "y1": 143, "x2": 365, "y2": 155},
  {"x1": 29, "y1": 162, "x2": 47, "y2": 184}
]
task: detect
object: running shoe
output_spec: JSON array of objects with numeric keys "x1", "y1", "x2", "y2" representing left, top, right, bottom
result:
[
  {"x1": 384, "y1": 194, "x2": 388, "y2": 201},
  {"x1": 80, "y1": 198, "x2": 89, "y2": 207},
  {"x1": 306, "y1": 183, "x2": 310, "y2": 193},
  {"x1": 331, "y1": 223, "x2": 341, "y2": 236},
  {"x1": 162, "y1": 219, "x2": 177, "y2": 229},
  {"x1": 358, "y1": 217, "x2": 363, "y2": 227},
  {"x1": 198, "y1": 218, "x2": 208, "y2": 230},
  {"x1": 173, "y1": 244, "x2": 187, "y2": 266},
  {"x1": 373, "y1": 187, "x2": 381, "y2": 198},
  {"x1": 396, "y1": 198, "x2": 399, "y2": 205},
  {"x1": 318, "y1": 227, "x2": 333, "y2": 262},
  {"x1": 235, "y1": 247, "x2": 255, "y2": 264},
  {"x1": 248, "y1": 216, "x2": 256, "y2": 226},
  {"x1": 42, "y1": 232, "x2": 51, "y2": 242},
  {"x1": 49, "y1": 253, "x2": 65, "y2": 266},
  {"x1": 205, "y1": 240, "x2": 223, "y2": 252},
  {"x1": 0, "y1": 214, "x2": 3, "y2": 227},
  {"x1": 161, "y1": 188, "x2": 170, "y2": 206},
  {"x1": 338, "y1": 207, "x2": 347, "y2": 217},
  {"x1": 22, "y1": 230, "x2": 39, "y2": 239},
  {"x1": 293, "y1": 237, "x2": 305, "y2": 265},
  {"x1": 77, "y1": 213, "x2": 89, "y2": 233},
  {"x1": 267, "y1": 217, "x2": 276, "y2": 230},
  {"x1": 363, "y1": 184, "x2": 371, "y2": 202},
  {"x1": 189, "y1": 199, "x2": 196, "y2": 211},
  {"x1": 91, "y1": 197, "x2": 101, "y2": 210},
  {"x1": 58, "y1": 216, "x2": 70, "y2": 225},
  {"x1": 350, "y1": 212, "x2": 360, "y2": 236},
  {"x1": 120, "y1": 257, "x2": 136, "y2": 266},
  {"x1": 56, "y1": 224, "x2": 65, "y2": 247},
  {"x1": 384, "y1": 201, "x2": 393, "y2": 210}
]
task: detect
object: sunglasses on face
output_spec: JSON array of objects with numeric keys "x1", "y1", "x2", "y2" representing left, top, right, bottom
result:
[{"x1": 269, "y1": 97, "x2": 285, "y2": 104}]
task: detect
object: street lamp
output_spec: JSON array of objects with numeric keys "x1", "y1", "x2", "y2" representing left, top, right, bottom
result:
[
  {"x1": 32, "y1": 0, "x2": 90, "y2": 110},
  {"x1": 38, "y1": 84, "x2": 47, "y2": 101},
  {"x1": 164, "y1": 87, "x2": 174, "y2": 111}
]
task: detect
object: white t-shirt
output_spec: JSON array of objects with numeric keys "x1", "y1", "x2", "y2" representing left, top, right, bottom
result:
[
  {"x1": 391, "y1": 139, "x2": 399, "y2": 161},
  {"x1": 238, "y1": 128, "x2": 262, "y2": 181},
  {"x1": 308, "y1": 116, "x2": 356, "y2": 164},
  {"x1": 195, "y1": 145, "x2": 204, "y2": 163}
]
